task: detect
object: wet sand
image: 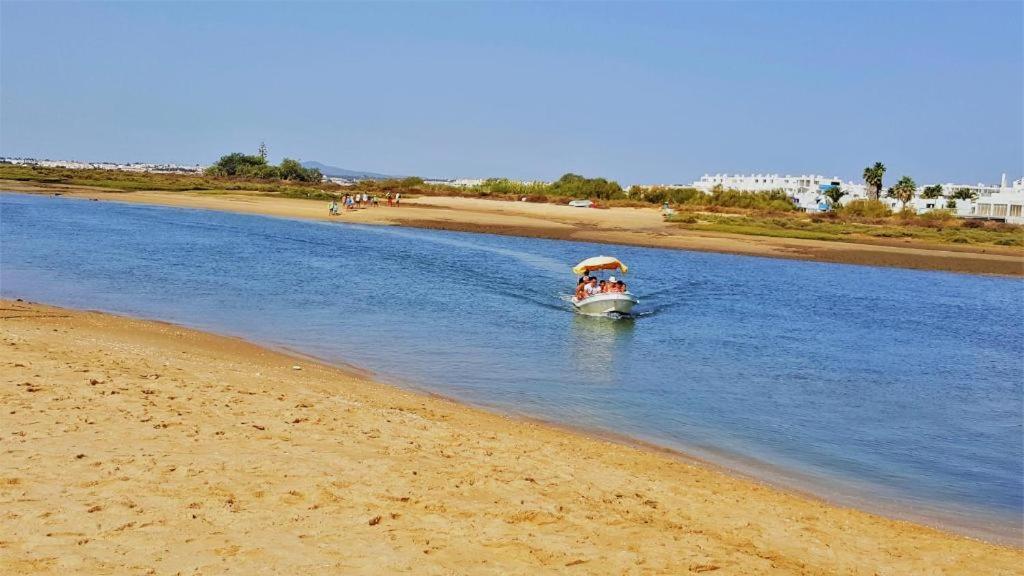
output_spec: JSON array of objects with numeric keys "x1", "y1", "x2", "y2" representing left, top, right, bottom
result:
[
  {"x1": 3, "y1": 182, "x2": 1022, "y2": 276},
  {"x1": 2, "y1": 300, "x2": 1021, "y2": 574}
]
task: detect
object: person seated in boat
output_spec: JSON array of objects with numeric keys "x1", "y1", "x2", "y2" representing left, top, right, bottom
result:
[
  {"x1": 583, "y1": 277, "x2": 601, "y2": 297},
  {"x1": 574, "y1": 278, "x2": 588, "y2": 300},
  {"x1": 616, "y1": 280, "x2": 627, "y2": 293},
  {"x1": 605, "y1": 276, "x2": 619, "y2": 293}
]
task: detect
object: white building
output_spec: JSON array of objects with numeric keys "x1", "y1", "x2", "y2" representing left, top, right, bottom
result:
[
  {"x1": 691, "y1": 173, "x2": 867, "y2": 198},
  {"x1": 450, "y1": 178, "x2": 485, "y2": 187},
  {"x1": 972, "y1": 191, "x2": 1024, "y2": 225},
  {"x1": 933, "y1": 182, "x2": 1003, "y2": 199},
  {"x1": 904, "y1": 174, "x2": 1024, "y2": 219},
  {"x1": 1, "y1": 156, "x2": 205, "y2": 174},
  {"x1": 879, "y1": 195, "x2": 956, "y2": 213}
]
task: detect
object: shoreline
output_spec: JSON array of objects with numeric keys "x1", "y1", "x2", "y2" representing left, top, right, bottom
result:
[
  {"x1": 10, "y1": 293, "x2": 1019, "y2": 545},
  {"x1": 3, "y1": 183, "x2": 1022, "y2": 277},
  {"x1": 2, "y1": 299, "x2": 1021, "y2": 574}
]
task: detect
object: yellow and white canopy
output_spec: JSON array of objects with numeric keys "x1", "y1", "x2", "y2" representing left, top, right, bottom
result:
[{"x1": 572, "y1": 256, "x2": 628, "y2": 276}]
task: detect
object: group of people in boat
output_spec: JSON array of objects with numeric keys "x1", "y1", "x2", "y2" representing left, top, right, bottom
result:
[{"x1": 574, "y1": 273, "x2": 628, "y2": 300}]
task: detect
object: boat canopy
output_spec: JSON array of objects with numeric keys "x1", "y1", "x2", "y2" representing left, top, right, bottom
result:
[{"x1": 572, "y1": 256, "x2": 628, "y2": 276}]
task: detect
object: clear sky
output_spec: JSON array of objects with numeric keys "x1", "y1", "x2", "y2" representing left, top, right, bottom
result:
[{"x1": 2, "y1": 1, "x2": 1021, "y2": 184}]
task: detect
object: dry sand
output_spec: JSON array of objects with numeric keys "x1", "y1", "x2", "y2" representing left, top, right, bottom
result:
[
  {"x1": 3, "y1": 182, "x2": 1022, "y2": 276},
  {"x1": 2, "y1": 300, "x2": 1021, "y2": 575}
]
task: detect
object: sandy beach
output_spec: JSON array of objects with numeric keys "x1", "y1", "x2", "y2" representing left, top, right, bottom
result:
[
  {"x1": 2, "y1": 299, "x2": 1021, "y2": 574},
  {"x1": 2, "y1": 182, "x2": 1022, "y2": 276}
]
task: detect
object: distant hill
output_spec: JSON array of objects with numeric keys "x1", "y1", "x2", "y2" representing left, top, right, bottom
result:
[{"x1": 300, "y1": 160, "x2": 395, "y2": 180}]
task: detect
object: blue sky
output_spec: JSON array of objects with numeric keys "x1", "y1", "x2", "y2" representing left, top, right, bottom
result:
[{"x1": 2, "y1": 1, "x2": 1021, "y2": 184}]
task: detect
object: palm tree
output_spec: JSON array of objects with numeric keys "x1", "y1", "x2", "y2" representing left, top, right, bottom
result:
[
  {"x1": 920, "y1": 184, "x2": 943, "y2": 199},
  {"x1": 951, "y1": 187, "x2": 977, "y2": 201},
  {"x1": 823, "y1": 185, "x2": 846, "y2": 209},
  {"x1": 889, "y1": 176, "x2": 917, "y2": 209},
  {"x1": 862, "y1": 162, "x2": 886, "y2": 200}
]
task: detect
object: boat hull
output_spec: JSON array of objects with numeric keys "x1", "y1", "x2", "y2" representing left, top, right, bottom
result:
[{"x1": 572, "y1": 293, "x2": 638, "y2": 316}]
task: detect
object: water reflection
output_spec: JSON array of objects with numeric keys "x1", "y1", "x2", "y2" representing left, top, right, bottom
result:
[{"x1": 569, "y1": 314, "x2": 635, "y2": 385}]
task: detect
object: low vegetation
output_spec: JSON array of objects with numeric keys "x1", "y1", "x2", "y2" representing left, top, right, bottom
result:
[
  {"x1": 205, "y1": 152, "x2": 323, "y2": 183},
  {"x1": 2, "y1": 164, "x2": 1020, "y2": 248},
  {"x1": 0, "y1": 163, "x2": 339, "y2": 198},
  {"x1": 667, "y1": 201, "x2": 1023, "y2": 247},
  {"x1": 637, "y1": 186, "x2": 797, "y2": 211}
]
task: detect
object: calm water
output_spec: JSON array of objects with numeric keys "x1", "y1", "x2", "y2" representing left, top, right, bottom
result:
[{"x1": 2, "y1": 193, "x2": 1022, "y2": 540}]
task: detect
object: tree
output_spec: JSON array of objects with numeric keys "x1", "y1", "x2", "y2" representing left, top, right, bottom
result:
[
  {"x1": 206, "y1": 152, "x2": 267, "y2": 176},
  {"x1": 278, "y1": 158, "x2": 322, "y2": 182},
  {"x1": 920, "y1": 184, "x2": 943, "y2": 199},
  {"x1": 823, "y1": 185, "x2": 847, "y2": 208},
  {"x1": 258, "y1": 141, "x2": 268, "y2": 162},
  {"x1": 888, "y1": 176, "x2": 917, "y2": 208},
  {"x1": 278, "y1": 158, "x2": 305, "y2": 180},
  {"x1": 862, "y1": 162, "x2": 886, "y2": 201},
  {"x1": 548, "y1": 173, "x2": 624, "y2": 200},
  {"x1": 951, "y1": 187, "x2": 977, "y2": 201}
]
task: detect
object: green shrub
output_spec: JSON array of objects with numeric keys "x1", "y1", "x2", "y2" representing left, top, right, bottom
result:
[
  {"x1": 548, "y1": 173, "x2": 625, "y2": 200},
  {"x1": 705, "y1": 188, "x2": 795, "y2": 210},
  {"x1": 838, "y1": 199, "x2": 892, "y2": 218},
  {"x1": 917, "y1": 209, "x2": 955, "y2": 222},
  {"x1": 670, "y1": 214, "x2": 698, "y2": 224}
]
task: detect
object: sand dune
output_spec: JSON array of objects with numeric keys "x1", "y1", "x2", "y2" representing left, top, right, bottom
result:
[{"x1": 2, "y1": 300, "x2": 1021, "y2": 574}]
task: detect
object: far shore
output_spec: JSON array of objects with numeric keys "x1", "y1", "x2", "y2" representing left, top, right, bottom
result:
[
  {"x1": 3, "y1": 299, "x2": 1022, "y2": 574},
  {"x1": 3, "y1": 181, "x2": 1022, "y2": 276}
]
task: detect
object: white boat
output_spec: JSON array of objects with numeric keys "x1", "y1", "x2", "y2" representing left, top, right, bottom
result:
[{"x1": 571, "y1": 256, "x2": 638, "y2": 316}]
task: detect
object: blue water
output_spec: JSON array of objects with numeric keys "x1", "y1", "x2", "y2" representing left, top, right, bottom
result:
[{"x1": 2, "y1": 192, "x2": 1022, "y2": 539}]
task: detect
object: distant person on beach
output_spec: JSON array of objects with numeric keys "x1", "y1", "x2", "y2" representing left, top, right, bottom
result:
[
  {"x1": 386, "y1": 192, "x2": 393, "y2": 207},
  {"x1": 329, "y1": 199, "x2": 338, "y2": 215},
  {"x1": 395, "y1": 192, "x2": 401, "y2": 207}
]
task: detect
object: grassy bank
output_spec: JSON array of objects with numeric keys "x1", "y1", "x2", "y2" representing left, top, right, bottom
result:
[
  {"x1": 5, "y1": 164, "x2": 1022, "y2": 249},
  {"x1": 0, "y1": 165, "x2": 779, "y2": 210},
  {"x1": 0, "y1": 164, "x2": 339, "y2": 197},
  {"x1": 667, "y1": 209, "x2": 1023, "y2": 247}
]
